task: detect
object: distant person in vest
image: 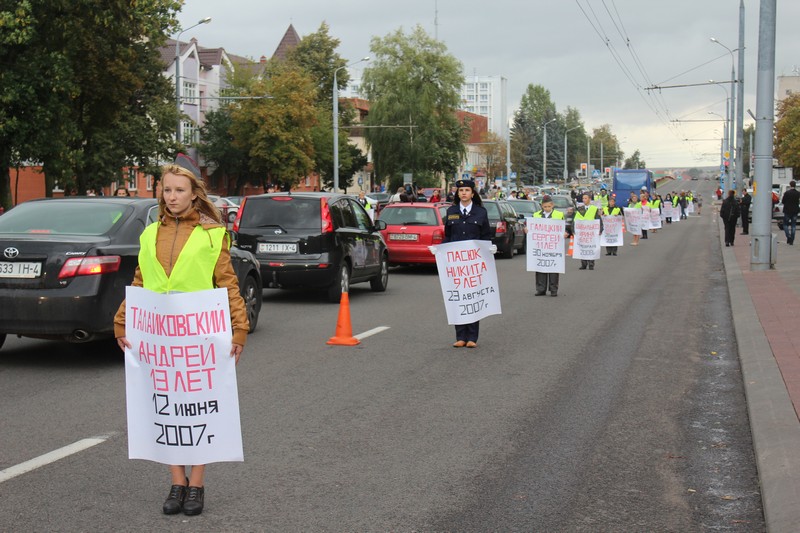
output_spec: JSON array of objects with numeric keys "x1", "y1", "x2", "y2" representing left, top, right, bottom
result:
[
  {"x1": 575, "y1": 193, "x2": 603, "y2": 270},
  {"x1": 602, "y1": 196, "x2": 622, "y2": 256},
  {"x1": 113, "y1": 154, "x2": 249, "y2": 517},
  {"x1": 438, "y1": 178, "x2": 493, "y2": 348},
  {"x1": 530, "y1": 195, "x2": 571, "y2": 296}
]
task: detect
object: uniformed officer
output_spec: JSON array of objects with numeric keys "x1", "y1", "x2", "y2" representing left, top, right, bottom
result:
[
  {"x1": 441, "y1": 179, "x2": 492, "y2": 348},
  {"x1": 602, "y1": 196, "x2": 622, "y2": 256}
]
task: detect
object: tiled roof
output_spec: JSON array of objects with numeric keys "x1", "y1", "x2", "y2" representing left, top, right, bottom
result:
[{"x1": 272, "y1": 24, "x2": 301, "y2": 60}]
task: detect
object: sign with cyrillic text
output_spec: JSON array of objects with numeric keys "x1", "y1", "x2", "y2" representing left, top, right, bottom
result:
[
  {"x1": 640, "y1": 205, "x2": 652, "y2": 230},
  {"x1": 600, "y1": 215, "x2": 624, "y2": 246},
  {"x1": 124, "y1": 286, "x2": 243, "y2": 465},
  {"x1": 649, "y1": 206, "x2": 662, "y2": 229},
  {"x1": 623, "y1": 208, "x2": 642, "y2": 235},
  {"x1": 573, "y1": 219, "x2": 601, "y2": 260},
  {"x1": 434, "y1": 240, "x2": 501, "y2": 325},
  {"x1": 526, "y1": 217, "x2": 566, "y2": 273}
]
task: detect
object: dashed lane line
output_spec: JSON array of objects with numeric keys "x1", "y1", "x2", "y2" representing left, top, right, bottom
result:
[
  {"x1": 0, "y1": 434, "x2": 114, "y2": 484},
  {"x1": 354, "y1": 326, "x2": 391, "y2": 340}
]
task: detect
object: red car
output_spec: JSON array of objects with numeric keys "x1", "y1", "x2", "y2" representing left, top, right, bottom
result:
[{"x1": 378, "y1": 202, "x2": 447, "y2": 264}]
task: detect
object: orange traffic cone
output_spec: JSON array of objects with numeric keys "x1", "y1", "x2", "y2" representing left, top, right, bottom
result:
[
  {"x1": 326, "y1": 292, "x2": 360, "y2": 346},
  {"x1": 567, "y1": 236, "x2": 574, "y2": 257}
]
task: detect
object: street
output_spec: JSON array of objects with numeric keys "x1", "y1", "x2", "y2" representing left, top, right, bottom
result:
[{"x1": 0, "y1": 181, "x2": 765, "y2": 531}]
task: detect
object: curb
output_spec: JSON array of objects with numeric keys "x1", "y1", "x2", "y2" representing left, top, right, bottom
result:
[{"x1": 720, "y1": 219, "x2": 800, "y2": 532}]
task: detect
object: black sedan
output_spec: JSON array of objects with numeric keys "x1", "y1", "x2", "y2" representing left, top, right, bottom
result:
[{"x1": 0, "y1": 197, "x2": 262, "y2": 351}]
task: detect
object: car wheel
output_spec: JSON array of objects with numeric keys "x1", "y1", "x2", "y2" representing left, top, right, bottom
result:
[
  {"x1": 0, "y1": 333, "x2": 5, "y2": 351},
  {"x1": 328, "y1": 262, "x2": 350, "y2": 303},
  {"x1": 502, "y1": 234, "x2": 514, "y2": 258},
  {"x1": 370, "y1": 254, "x2": 389, "y2": 292},
  {"x1": 240, "y1": 274, "x2": 261, "y2": 333},
  {"x1": 228, "y1": 211, "x2": 237, "y2": 223}
]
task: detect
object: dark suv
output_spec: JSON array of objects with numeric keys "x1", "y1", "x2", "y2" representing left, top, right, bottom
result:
[
  {"x1": 234, "y1": 193, "x2": 389, "y2": 302},
  {"x1": 483, "y1": 199, "x2": 526, "y2": 258}
]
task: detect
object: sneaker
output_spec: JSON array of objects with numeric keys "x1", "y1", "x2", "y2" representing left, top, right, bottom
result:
[
  {"x1": 183, "y1": 486, "x2": 205, "y2": 516},
  {"x1": 163, "y1": 484, "x2": 187, "y2": 515}
]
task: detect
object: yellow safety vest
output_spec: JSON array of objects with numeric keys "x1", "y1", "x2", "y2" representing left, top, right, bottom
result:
[
  {"x1": 139, "y1": 222, "x2": 225, "y2": 293},
  {"x1": 574, "y1": 205, "x2": 599, "y2": 220},
  {"x1": 603, "y1": 206, "x2": 622, "y2": 216},
  {"x1": 533, "y1": 210, "x2": 565, "y2": 219}
]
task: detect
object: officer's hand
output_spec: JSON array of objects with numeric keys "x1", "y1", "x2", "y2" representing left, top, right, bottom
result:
[
  {"x1": 428, "y1": 246, "x2": 438, "y2": 255},
  {"x1": 490, "y1": 244, "x2": 498, "y2": 254}
]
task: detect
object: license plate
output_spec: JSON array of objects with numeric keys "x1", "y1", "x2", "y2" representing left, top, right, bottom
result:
[
  {"x1": 389, "y1": 233, "x2": 419, "y2": 241},
  {"x1": 258, "y1": 243, "x2": 297, "y2": 253},
  {"x1": 0, "y1": 261, "x2": 42, "y2": 278}
]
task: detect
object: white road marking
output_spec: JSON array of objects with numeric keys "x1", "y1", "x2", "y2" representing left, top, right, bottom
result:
[
  {"x1": 354, "y1": 326, "x2": 391, "y2": 340},
  {"x1": 0, "y1": 435, "x2": 112, "y2": 484}
]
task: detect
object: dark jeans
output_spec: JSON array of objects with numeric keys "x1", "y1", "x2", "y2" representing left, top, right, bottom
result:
[
  {"x1": 741, "y1": 212, "x2": 749, "y2": 233},
  {"x1": 535, "y1": 272, "x2": 559, "y2": 294},
  {"x1": 724, "y1": 219, "x2": 737, "y2": 245},
  {"x1": 785, "y1": 213, "x2": 798, "y2": 243},
  {"x1": 455, "y1": 321, "x2": 479, "y2": 342}
]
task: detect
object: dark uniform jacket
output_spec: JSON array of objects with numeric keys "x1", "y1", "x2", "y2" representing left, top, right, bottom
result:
[
  {"x1": 782, "y1": 188, "x2": 800, "y2": 217},
  {"x1": 443, "y1": 203, "x2": 492, "y2": 243}
]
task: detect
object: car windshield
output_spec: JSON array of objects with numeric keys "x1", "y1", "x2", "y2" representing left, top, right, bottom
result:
[
  {"x1": 483, "y1": 202, "x2": 501, "y2": 218},
  {"x1": 508, "y1": 200, "x2": 536, "y2": 215},
  {"x1": 0, "y1": 201, "x2": 128, "y2": 235},
  {"x1": 240, "y1": 196, "x2": 321, "y2": 229},
  {"x1": 545, "y1": 196, "x2": 571, "y2": 209},
  {"x1": 379, "y1": 206, "x2": 438, "y2": 226}
]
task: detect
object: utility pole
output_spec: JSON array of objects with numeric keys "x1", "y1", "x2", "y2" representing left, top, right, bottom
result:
[
  {"x1": 735, "y1": 0, "x2": 746, "y2": 195},
  {"x1": 751, "y1": 0, "x2": 776, "y2": 271}
]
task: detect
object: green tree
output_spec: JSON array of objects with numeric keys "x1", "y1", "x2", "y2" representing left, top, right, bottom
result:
[
  {"x1": 624, "y1": 149, "x2": 647, "y2": 169},
  {"x1": 361, "y1": 25, "x2": 466, "y2": 190},
  {"x1": 590, "y1": 124, "x2": 621, "y2": 174},
  {"x1": 775, "y1": 93, "x2": 800, "y2": 171},
  {"x1": 510, "y1": 84, "x2": 562, "y2": 184},
  {"x1": 562, "y1": 106, "x2": 587, "y2": 182},
  {"x1": 229, "y1": 61, "x2": 318, "y2": 187}
]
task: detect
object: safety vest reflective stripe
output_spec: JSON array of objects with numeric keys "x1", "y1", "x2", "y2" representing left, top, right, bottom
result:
[{"x1": 139, "y1": 223, "x2": 225, "y2": 293}]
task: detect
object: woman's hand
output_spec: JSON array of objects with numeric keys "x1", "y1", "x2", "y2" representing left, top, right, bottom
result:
[
  {"x1": 116, "y1": 337, "x2": 132, "y2": 351},
  {"x1": 231, "y1": 343, "x2": 244, "y2": 365}
]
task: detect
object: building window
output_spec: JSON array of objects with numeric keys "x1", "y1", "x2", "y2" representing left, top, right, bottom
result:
[
  {"x1": 182, "y1": 121, "x2": 199, "y2": 145},
  {"x1": 146, "y1": 175, "x2": 154, "y2": 191},
  {"x1": 480, "y1": 106, "x2": 488, "y2": 114},
  {"x1": 466, "y1": 83, "x2": 474, "y2": 91},
  {"x1": 128, "y1": 168, "x2": 137, "y2": 191},
  {"x1": 479, "y1": 94, "x2": 488, "y2": 102},
  {"x1": 467, "y1": 94, "x2": 475, "y2": 102},
  {"x1": 480, "y1": 83, "x2": 489, "y2": 91},
  {"x1": 182, "y1": 81, "x2": 197, "y2": 104}
]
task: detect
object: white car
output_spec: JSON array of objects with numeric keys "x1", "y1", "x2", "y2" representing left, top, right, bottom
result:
[{"x1": 208, "y1": 195, "x2": 240, "y2": 223}]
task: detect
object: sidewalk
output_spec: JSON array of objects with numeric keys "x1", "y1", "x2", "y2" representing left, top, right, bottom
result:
[{"x1": 721, "y1": 220, "x2": 800, "y2": 532}]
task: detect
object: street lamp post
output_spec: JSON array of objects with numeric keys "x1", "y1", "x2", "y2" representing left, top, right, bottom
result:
[
  {"x1": 710, "y1": 37, "x2": 737, "y2": 190},
  {"x1": 542, "y1": 118, "x2": 556, "y2": 185},
  {"x1": 333, "y1": 57, "x2": 369, "y2": 193},
  {"x1": 709, "y1": 110, "x2": 728, "y2": 188},
  {"x1": 563, "y1": 126, "x2": 581, "y2": 182},
  {"x1": 709, "y1": 80, "x2": 732, "y2": 190},
  {"x1": 175, "y1": 17, "x2": 212, "y2": 144}
]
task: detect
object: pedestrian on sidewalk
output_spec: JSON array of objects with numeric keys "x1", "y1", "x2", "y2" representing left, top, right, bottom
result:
[
  {"x1": 739, "y1": 189, "x2": 751, "y2": 235},
  {"x1": 720, "y1": 189, "x2": 741, "y2": 247},
  {"x1": 781, "y1": 180, "x2": 799, "y2": 245}
]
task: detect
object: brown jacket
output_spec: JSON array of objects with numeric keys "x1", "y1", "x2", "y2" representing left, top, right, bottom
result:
[{"x1": 114, "y1": 208, "x2": 249, "y2": 345}]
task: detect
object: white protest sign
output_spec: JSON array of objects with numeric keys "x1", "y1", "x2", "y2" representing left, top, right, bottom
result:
[
  {"x1": 640, "y1": 205, "x2": 652, "y2": 229},
  {"x1": 623, "y1": 208, "x2": 642, "y2": 235},
  {"x1": 687, "y1": 200, "x2": 695, "y2": 214},
  {"x1": 526, "y1": 217, "x2": 566, "y2": 273},
  {"x1": 600, "y1": 215, "x2": 624, "y2": 246},
  {"x1": 434, "y1": 240, "x2": 501, "y2": 325},
  {"x1": 649, "y1": 207, "x2": 662, "y2": 229},
  {"x1": 124, "y1": 286, "x2": 243, "y2": 465},
  {"x1": 573, "y1": 219, "x2": 601, "y2": 260}
]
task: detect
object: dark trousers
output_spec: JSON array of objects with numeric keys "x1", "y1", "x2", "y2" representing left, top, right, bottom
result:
[
  {"x1": 641, "y1": 229, "x2": 648, "y2": 239},
  {"x1": 741, "y1": 212, "x2": 749, "y2": 234},
  {"x1": 724, "y1": 219, "x2": 737, "y2": 245},
  {"x1": 535, "y1": 272, "x2": 559, "y2": 294},
  {"x1": 605, "y1": 246, "x2": 618, "y2": 255},
  {"x1": 580, "y1": 259, "x2": 595, "y2": 268},
  {"x1": 455, "y1": 321, "x2": 479, "y2": 342}
]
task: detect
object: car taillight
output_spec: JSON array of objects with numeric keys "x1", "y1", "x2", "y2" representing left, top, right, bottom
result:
[
  {"x1": 321, "y1": 198, "x2": 333, "y2": 233},
  {"x1": 58, "y1": 256, "x2": 121, "y2": 279},
  {"x1": 232, "y1": 197, "x2": 246, "y2": 232},
  {"x1": 496, "y1": 221, "x2": 507, "y2": 234},
  {"x1": 432, "y1": 229, "x2": 444, "y2": 243}
]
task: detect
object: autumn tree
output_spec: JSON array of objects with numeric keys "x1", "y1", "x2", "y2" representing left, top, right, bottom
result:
[
  {"x1": 590, "y1": 124, "x2": 622, "y2": 174},
  {"x1": 361, "y1": 25, "x2": 467, "y2": 190},
  {"x1": 478, "y1": 131, "x2": 507, "y2": 182},
  {"x1": 775, "y1": 93, "x2": 800, "y2": 171}
]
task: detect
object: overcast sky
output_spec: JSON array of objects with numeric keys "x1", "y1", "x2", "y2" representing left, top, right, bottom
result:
[{"x1": 177, "y1": 0, "x2": 800, "y2": 169}]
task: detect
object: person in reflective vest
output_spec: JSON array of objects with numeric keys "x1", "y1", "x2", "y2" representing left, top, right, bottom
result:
[
  {"x1": 664, "y1": 193, "x2": 674, "y2": 224},
  {"x1": 575, "y1": 193, "x2": 603, "y2": 270},
  {"x1": 531, "y1": 195, "x2": 571, "y2": 296},
  {"x1": 114, "y1": 158, "x2": 249, "y2": 517},
  {"x1": 649, "y1": 194, "x2": 661, "y2": 233},
  {"x1": 602, "y1": 196, "x2": 622, "y2": 256}
]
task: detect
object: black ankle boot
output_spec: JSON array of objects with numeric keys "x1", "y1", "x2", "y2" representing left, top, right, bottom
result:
[
  {"x1": 162, "y1": 484, "x2": 187, "y2": 515},
  {"x1": 183, "y1": 486, "x2": 205, "y2": 516}
]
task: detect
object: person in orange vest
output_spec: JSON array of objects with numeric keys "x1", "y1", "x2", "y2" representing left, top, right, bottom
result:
[{"x1": 114, "y1": 155, "x2": 249, "y2": 517}]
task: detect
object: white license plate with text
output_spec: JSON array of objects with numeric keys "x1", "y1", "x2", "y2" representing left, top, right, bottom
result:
[
  {"x1": 258, "y1": 243, "x2": 297, "y2": 253},
  {"x1": 0, "y1": 261, "x2": 42, "y2": 278}
]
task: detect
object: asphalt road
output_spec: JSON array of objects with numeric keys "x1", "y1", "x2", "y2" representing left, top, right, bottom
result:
[{"x1": 0, "y1": 180, "x2": 765, "y2": 531}]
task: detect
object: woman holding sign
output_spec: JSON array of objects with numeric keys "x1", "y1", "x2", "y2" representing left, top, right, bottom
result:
[
  {"x1": 114, "y1": 155, "x2": 249, "y2": 516},
  {"x1": 439, "y1": 179, "x2": 492, "y2": 348}
]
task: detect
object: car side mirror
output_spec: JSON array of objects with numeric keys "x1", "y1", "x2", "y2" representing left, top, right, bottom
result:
[{"x1": 373, "y1": 219, "x2": 387, "y2": 231}]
